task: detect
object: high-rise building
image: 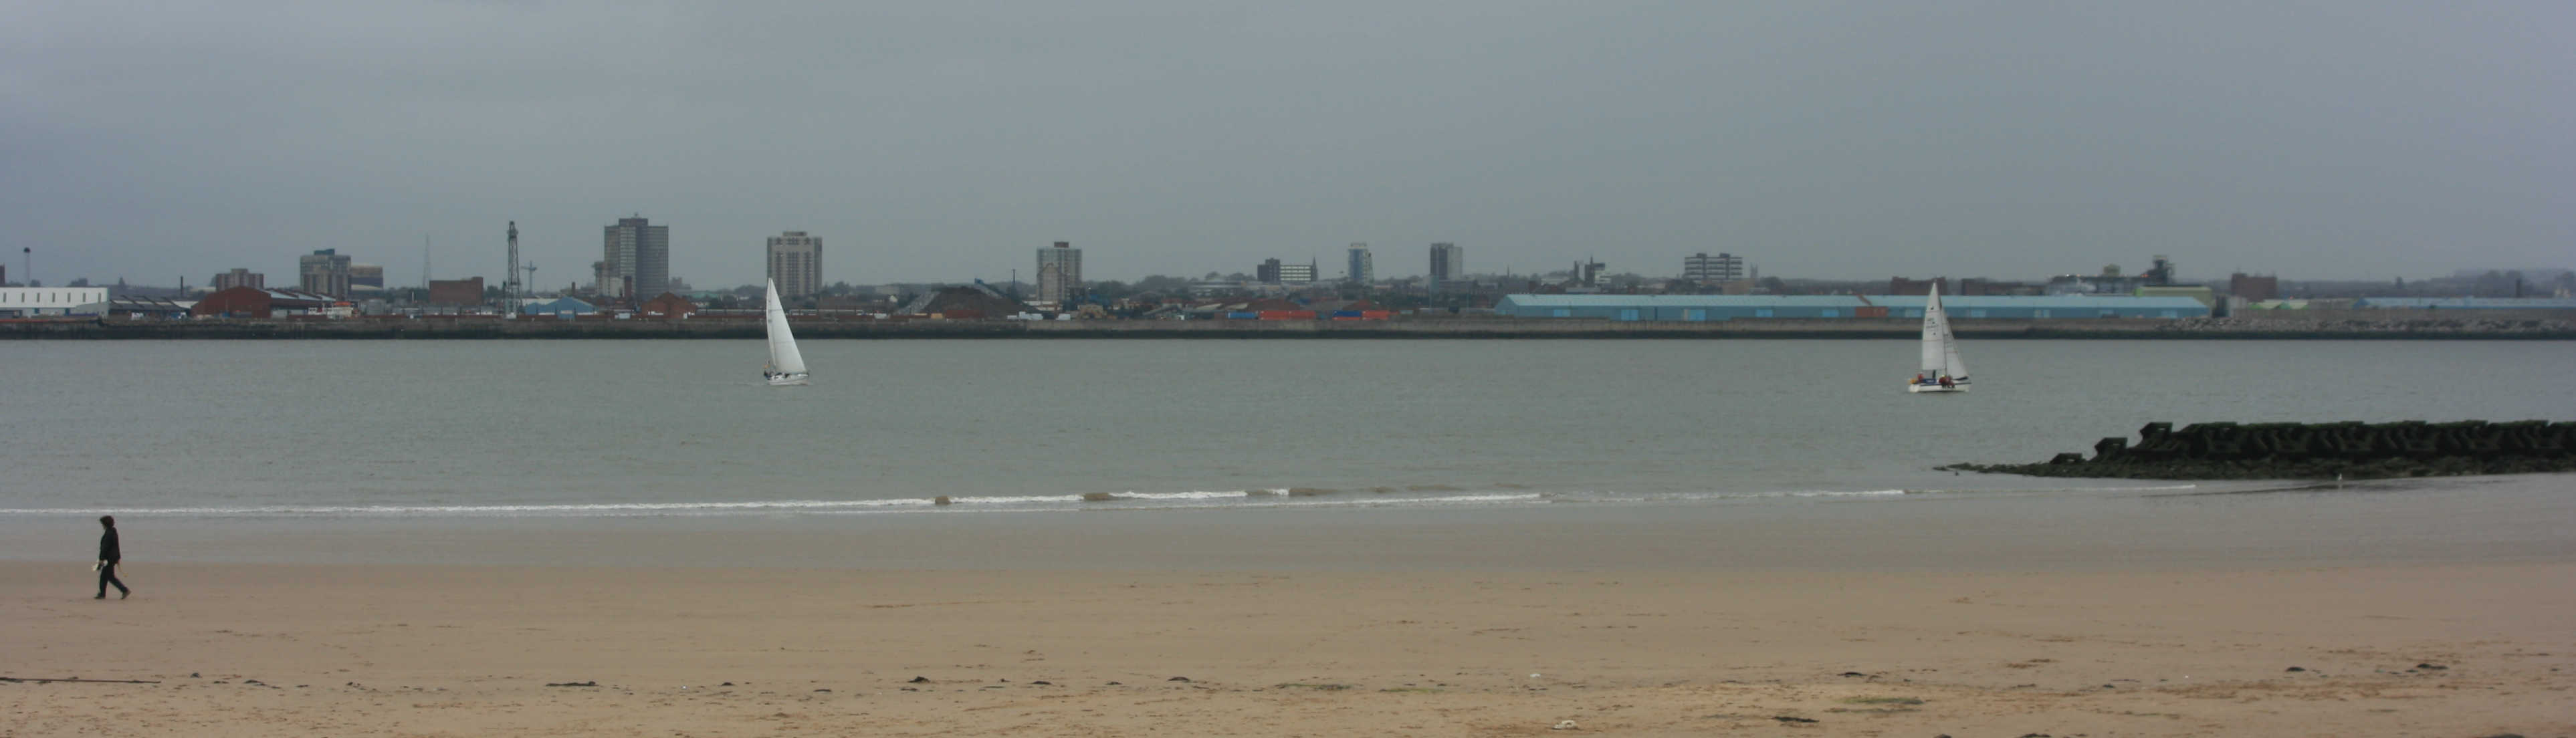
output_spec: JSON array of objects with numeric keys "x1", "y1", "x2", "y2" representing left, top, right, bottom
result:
[
  {"x1": 1428, "y1": 243, "x2": 1464, "y2": 291},
  {"x1": 212, "y1": 268, "x2": 265, "y2": 291},
  {"x1": 1346, "y1": 243, "x2": 1373, "y2": 285},
  {"x1": 1279, "y1": 261, "x2": 1315, "y2": 284},
  {"x1": 348, "y1": 264, "x2": 385, "y2": 291},
  {"x1": 1036, "y1": 241, "x2": 1081, "y2": 305},
  {"x1": 601, "y1": 216, "x2": 670, "y2": 299},
  {"x1": 298, "y1": 249, "x2": 352, "y2": 297},
  {"x1": 1257, "y1": 258, "x2": 1283, "y2": 284},
  {"x1": 766, "y1": 231, "x2": 823, "y2": 298},
  {"x1": 1684, "y1": 253, "x2": 1744, "y2": 284}
]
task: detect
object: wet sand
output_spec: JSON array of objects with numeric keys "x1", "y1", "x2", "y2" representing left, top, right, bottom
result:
[{"x1": 7, "y1": 560, "x2": 2571, "y2": 737}]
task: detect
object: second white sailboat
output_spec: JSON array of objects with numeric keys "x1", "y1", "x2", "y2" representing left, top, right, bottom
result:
[{"x1": 762, "y1": 278, "x2": 809, "y2": 386}]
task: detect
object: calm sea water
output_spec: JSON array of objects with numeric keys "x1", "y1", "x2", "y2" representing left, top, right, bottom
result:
[{"x1": 2, "y1": 339, "x2": 2566, "y2": 521}]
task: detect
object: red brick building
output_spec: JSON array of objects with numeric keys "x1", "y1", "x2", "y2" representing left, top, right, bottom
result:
[
  {"x1": 1888, "y1": 277, "x2": 1948, "y2": 295},
  {"x1": 189, "y1": 287, "x2": 334, "y2": 318},
  {"x1": 637, "y1": 292, "x2": 697, "y2": 320},
  {"x1": 2229, "y1": 273, "x2": 2280, "y2": 301},
  {"x1": 428, "y1": 277, "x2": 485, "y2": 306}
]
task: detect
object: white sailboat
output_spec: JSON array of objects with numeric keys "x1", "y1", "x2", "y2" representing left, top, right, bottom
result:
[
  {"x1": 1907, "y1": 283, "x2": 1969, "y2": 393},
  {"x1": 762, "y1": 279, "x2": 809, "y2": 386}
]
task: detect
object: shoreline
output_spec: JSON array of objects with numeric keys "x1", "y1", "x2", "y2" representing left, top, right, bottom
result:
[
  {"x1": 7, "y1": 560, "x2": 2569, "y2": 736},
  {"x1": 9, "y1": 316, "x2": 2574, "y2": 340}
]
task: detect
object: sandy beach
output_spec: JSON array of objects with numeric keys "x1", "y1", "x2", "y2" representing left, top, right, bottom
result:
[{"x1": 7, "y1": 558, "x2": 2570, "y2": 737}]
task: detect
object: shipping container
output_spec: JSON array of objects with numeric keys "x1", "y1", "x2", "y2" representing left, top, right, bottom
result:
[
  {"x1": 1360, "y1": 311, "x2": 1394, "y2": 320},
  {"x1": 1225, "y1": 312, "x2": 1260, "y2": 320},
  {"x1": 1257, "y1": 310, "x2": 1316, "y2": 320}
]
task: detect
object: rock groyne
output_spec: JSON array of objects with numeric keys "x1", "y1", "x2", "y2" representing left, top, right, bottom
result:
[{"x1": 1945, "y1": 420, "x2": 2576, "y2": 480}]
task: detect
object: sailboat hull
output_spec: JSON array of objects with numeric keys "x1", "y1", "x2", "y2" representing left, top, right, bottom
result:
[
  {"x1": 766, "y1": 374, "x2": 810, "y2": 386},
  {"x1": 1906, "y1": 382, "x2": 1969, "y2": 394}
]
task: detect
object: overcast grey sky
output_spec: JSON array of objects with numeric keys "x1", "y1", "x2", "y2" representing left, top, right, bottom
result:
[{"x1": 5, "y1": 1, "x2": 2569, "y2": 287}]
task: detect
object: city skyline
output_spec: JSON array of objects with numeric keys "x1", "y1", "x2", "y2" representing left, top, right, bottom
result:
[{"x1": 5, "y1": 3, "x2": 2570, "y2": 287}]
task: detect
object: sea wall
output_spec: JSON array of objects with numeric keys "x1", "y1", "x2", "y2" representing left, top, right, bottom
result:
[
  {"x1": 7, "y1": 314, "x2": 2574, "y2": 340},
  {"x1": 1945, "y1": 420, "x2": 2576, "y2": 480}
]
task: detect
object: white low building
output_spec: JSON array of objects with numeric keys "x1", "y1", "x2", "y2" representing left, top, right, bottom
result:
[{"x1": 0, "y1": 287, "x2": 111, "y2": 317}]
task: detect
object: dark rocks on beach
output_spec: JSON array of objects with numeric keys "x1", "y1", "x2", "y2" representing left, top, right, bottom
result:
[
  {"x1": 932, "y1": 496, "x2": 951, "y2": 506},
  {"x1": 813, "y1": 689, "x2": 830, "y2": 693},
  {"x1": 544, "y1": 681, "x2": 597, "y2": 687},
  {"x1": 1836, "y1": 671, "x2": 1867, "y2": 677},
  {"x1": 189, "y1": 672, "x2": 199, "y2": 679},
  {"x1": 1105, "y1": 681, "x2": 1121, "y2": 685},
  {"x1": 2284, "y1": 666, "x2": 2306, "y2": 672},
  {"x1": 1772, "y1": 715, "x2": 1818, "y2": 723},
  {"x1": 2414, "y1": 662, "x2": 2448, "y2": 670},
  {"x1": 1167, "y1": 676, "x2": 1192, "y2": 683},
  {"x1": 1943, "y1": 420, "x2": 2576, "y2": 480},
  {"x1": 906, "y1": 676, "x2": 931, "y2": 683},
  {"x1": 1031, "y1": 681, "x2": 1051, "y2": 685}
]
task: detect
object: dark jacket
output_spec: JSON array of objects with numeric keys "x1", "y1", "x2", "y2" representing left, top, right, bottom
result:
[{"x1": 99, "y1": 528, "x2": 120, "y2": 562}]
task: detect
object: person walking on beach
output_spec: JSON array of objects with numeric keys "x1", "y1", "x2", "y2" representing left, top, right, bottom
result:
[{"x1": 96, "y1": 515, "x2": 129, "y2": 600}]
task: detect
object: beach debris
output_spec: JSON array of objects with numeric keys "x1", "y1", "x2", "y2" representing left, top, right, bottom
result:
[
  {"x1": 190, "y1": 672, "x2": 200, "y2": 679},
  {"x1": 544, "y1": 681, "x2": 597, "y2": 687},
  {"x1": 720, "y1": 682, "x2": 734, "y2": 686},
  {"x1": 2412, "y1": 662, "x2": 2447, "y2": 670},
  {"x1": 1836, "y1": 671, "x2": 1868, "y2": 677},
  {"x1": 1105, "y1": 681, "x2": 1121, "y2": 686},
  {"x1": 1031, "y1": 681, "x2": 1051, "y2": 685},
  {"x1": 1772, "y1": 716, "x2": 1817, "y2": 723},
  {"x1": 0, "y1": 677, "x2": 165, "y2": 685},
  {"x1": 1166, "y1": 676, "x2": 1192, "y2": 683},
  {"x1": 1549, "y1": 719, "x2": 1580, "y2": 730},
  {"x1": 2284, "y1": 666, "x2": 2305, "y2": 672},
  {"x1": 1529, "y1": 673, "x2": 1542, "y2": 679},
  {"x1": 933, "y1": 495, "x2": 952, "y2": 506},
  {"x1": 906, "y1": 676, "x2": 931, "y2": 683},
  {"x1": 813, "y1": 689, "x2": 831, "y2": 693}
]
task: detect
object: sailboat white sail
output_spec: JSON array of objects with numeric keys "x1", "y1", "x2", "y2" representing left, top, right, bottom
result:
[
  {"x1": 1908, "y1": 283, "x2": 1968, "y2": 393},
  {"x1": 762, "y1": 279, "x2": 809, "y2": 386}
]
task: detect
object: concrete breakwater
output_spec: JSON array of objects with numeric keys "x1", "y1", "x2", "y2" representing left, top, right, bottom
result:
[
  {"x1": 9, "y1": 315, "x2": 2575, "y2": 340},
  {"x1": 1946, "y1": 420, "x2": 2576, "y2": 480}
]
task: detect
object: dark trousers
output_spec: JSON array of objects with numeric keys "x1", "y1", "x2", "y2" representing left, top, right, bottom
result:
[{"x1": 98, "y1": 561, "x2": 127, "y2": 596}]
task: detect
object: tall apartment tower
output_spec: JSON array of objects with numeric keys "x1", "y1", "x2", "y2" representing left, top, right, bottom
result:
[
  {"x1": 212, "y1": 268, "x2": 265, "y2": 290},
  {"x1": 601, "y1": 215, "x2": 670, "y2": 299},
  {"x1": 298, "y1": 249, "x2": 352, "y2": 297},
  {"x1": 766, "y1": 231, "x2": 823, "y2": 298},
  {"x1": 1346, "y1": 243, "x2": 1374, "y2": 285},
  {"x1": 1683, "y1": 252, "x2": 1743, "y2": 284},
  {"x1": 1427, "y1": 242, "x2": 1464, "y2": 293},
  {"x1": 1036, "y1": 241, "x2": 1081, "y2": 305}
]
